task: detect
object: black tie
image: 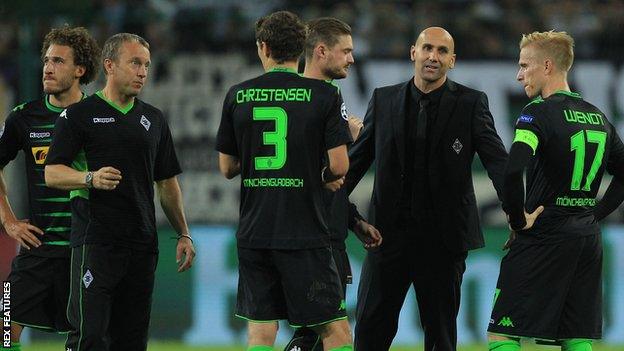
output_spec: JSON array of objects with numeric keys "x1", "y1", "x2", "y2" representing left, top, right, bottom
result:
[
  {"x1": 411, "y1": 98, "x2": 429, "y2": 218},
  {"x1": 414, "y1": 98, "x2": 429, "y2": 166}
]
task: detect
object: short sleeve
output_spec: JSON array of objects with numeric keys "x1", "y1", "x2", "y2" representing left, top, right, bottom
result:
[
  {"x1": 324, "y1": 90, "x2": 353, "y2": 150},
  {"x1": 0, "y1": 111, "x2": 23, "y2": 167},
  {"x1": 154, "y1": 116, "x2": 182, "y2": 181},
  {"x1": 45, "y1": 108, "x2": 84, "y2": 166}
]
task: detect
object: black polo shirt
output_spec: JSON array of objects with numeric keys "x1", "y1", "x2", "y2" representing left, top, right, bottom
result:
[{"x1": 46, "y1": 91, "x2": 181, "y2": 252}]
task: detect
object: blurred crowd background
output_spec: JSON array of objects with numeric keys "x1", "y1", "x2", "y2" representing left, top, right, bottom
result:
[{"x1": 1, "y1": 0, "x2": 624, "y2": 102}]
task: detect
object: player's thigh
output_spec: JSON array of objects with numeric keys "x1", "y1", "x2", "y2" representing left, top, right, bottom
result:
[
  {"x1": 275, "y1": 247, "x2": 346, "y2": 328},
  {"x1": 489, "y1": 238, "x2": 584, "y2": 338},
  {"x1": 558, "y1": 234, "x2": 603, "y2": 339},
  {"x1": 69, "y1": 244, "x2": 127, "y2": 335},
  {"x1": 51, "y1": 256, "x2": 72, "y2": 332},
  {"x1": 236, "y1": 247, "x2": 288, "y2": 321},
  {"x1": 8, "y1": 254, "x2": 63, "y2": 330},
  {"x1": 332, "y1": 248, "x2": 352, "y2": 296},
  {"x1": 109, "y1": 250, "x2": 157, "y2": 350}
]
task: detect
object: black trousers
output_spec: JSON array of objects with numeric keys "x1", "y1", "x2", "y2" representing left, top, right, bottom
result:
[
  {"x1": 354, "y1": 223, "x2": 467, "y2": 351},
  {"x1": 65, "y1": 244, "x2": 157, "y2": 351}
]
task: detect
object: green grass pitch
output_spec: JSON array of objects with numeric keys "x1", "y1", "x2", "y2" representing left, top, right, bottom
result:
[{"x1": 26, "y1": 341, "x2": 624, "y2": 351}]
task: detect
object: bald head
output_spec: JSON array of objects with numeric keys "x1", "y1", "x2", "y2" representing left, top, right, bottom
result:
[
  {"x1": 415, "y1": 27, "x2": 455, "y2": 54},
  {"x1": 410, "y1": 26, "x2": 456, "y2": 92}
]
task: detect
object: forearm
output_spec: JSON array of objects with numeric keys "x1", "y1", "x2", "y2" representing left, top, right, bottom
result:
[
  {"x1": 347, "y1": 201, "x2": 365, "y2": 231},
  {"x1": 0, "y1": 169, "x2": 18, "y2": 225},
  {"x1": 45, "y1": 164, "x2": 88, "y2": 190},
  {"x1": 218, "y1": 153, "x2": 240, "y2": 179},
  {"x1": 157, "y1": 177, "x2": 190, "y2": 235},
  {"x1": 503, "y1": 142, "x2": 533, "y2": 230}
]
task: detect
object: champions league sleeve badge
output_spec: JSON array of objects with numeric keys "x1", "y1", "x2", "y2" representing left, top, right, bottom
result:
[{"x1": 341, "y1": 102, "x2": 349, "y2": 121}]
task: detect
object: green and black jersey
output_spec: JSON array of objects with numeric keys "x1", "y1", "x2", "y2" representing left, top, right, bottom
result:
[
  {"x1": 0, "y1": 96, "x2": 74, "y2": 257},
  {"x1": 322, "y1": 81, "x2": 351, "y2": 249},
  {"x1": 216, "y1": 68, "x2": 352, "y2": 250},
  {"x1": 508, "y1": 90, "x2": 624, "y2": 240},
  {"x1": 46, "y1": 92, "x2": 181, "y2": 252}
]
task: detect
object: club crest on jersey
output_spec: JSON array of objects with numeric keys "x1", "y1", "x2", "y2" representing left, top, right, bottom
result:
[
  {"x1": 340, "y1": 102, "x2": 349, "y2": 121},
  {"x1": 140, "y1": 115, "x2": 151, "y2": 131},
  {"x1": 83, "y1": 270, "x2": 94, "y2": 288},
  {"x1": 93, "y1": 117, "x2": 115, "y2": 124},
  {"x1": 517, "y1": 114, "x2": 534, "y2": 124},
  {"x1": 31, "y1": 146, "x2": 49, "y2": 165}
]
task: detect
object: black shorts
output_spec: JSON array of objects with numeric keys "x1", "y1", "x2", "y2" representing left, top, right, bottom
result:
[
  {"x1": 65, "y1": 244, "x2": 157, "y2": 351},
  {"x1": 332, "y1": 248, "x2": 352, "y2": 295},
  {"x1": 235, "y1": 246, "x2": 346, "y2": 327},
  {"x1": 488, "y1": 233, "x2": 602, "y2": 340},
  {"x1": 6, "y1": 253, "x2": 71, "y2": 332}
]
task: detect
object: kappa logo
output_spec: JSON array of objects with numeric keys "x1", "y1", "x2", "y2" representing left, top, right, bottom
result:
[
  {"x1": 60, "y1": 109, "x2": 67, "y2": 119},
  {"x1": 93, "y1": 117, "x2": 115, "y2": 124},
  {"x1": 29, "y1": 132, "x2": 50, "y2": 139},
  {"x1": 31, "y1": 146, "x2": 49, "y2": 165},
  {"x1": 83, "y1": 270, "x2": 94, "y2": 288},
  {"x1": 340, "y1": 102, "x2": 349, "y2": 121},
  {"x1": 498, "y1": 316, "x2": 515, "y2": 327},
  {"x1": 140, "y1": 115, "x2": 151, "y2": 131}
]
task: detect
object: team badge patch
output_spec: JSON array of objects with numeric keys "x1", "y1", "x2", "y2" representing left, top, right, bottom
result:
[
  {"x1": 140, "y1": 115, "x2": 151, "y2": 131},
  {"x1": 31, "y1": 146, "x2": 49, "y2": 165},
  {"x1": 517, "y1": 114, "x2": 534, "y2": 124},
  {"x1": 83, "y1": 270, "x2": 94, "y2": 288},
  {"x1": 340, "y1": 102, "x2": 349, "y2": 121},
  {"x1": 452, "y1": 138, "x2": 463, "y2": 154}
]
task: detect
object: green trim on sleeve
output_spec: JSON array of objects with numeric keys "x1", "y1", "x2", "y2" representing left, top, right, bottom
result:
[
  {"x1": 513, "y1": 129, "x2": 539, "y2": 155},
  {"x1": 70, "y1": 149, "x2": 89, "y2": 200},
  {"x1": 44, "y1": 240, "x2": 71, "y2": 246}
]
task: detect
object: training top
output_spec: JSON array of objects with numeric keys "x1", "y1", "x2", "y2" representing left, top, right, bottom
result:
[{"x1": 46, "y1": 91, "x2": 181, "y2": 252}]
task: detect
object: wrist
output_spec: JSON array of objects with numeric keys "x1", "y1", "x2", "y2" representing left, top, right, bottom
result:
[
  {"x1": 175, "y1": 233, "x2": 193, "y2": 243},
  {"x1": 85, "y1": 171, "x2": 94, "y2": 189}
]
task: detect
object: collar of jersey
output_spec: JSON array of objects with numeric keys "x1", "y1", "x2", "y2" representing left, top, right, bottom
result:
[
  {"x1": 553, "y1": 90, "x2": 582, "y2": 98},
  {"x1": 268, "y1": 67, "x2": 299, "y2": 75},
  {"x1": 45, "y1": 92, "x2": 86, "y2": 113},
  {"x1": 95, "y1": 90, "x2": 134, "y2": 114}
]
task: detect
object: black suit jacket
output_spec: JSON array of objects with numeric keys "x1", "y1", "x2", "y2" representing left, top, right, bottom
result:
[{"x1": 346, "y1": 79, "x2": 508, "y2": 253}]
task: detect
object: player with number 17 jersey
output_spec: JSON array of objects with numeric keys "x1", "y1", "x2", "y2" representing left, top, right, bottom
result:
[
  {"x1": 216, "y1": 67, "x2": 352, "y2": 250},
  {"x1": 489, "y1": 90, "x2": 624, "y2": 340},
  {"x1": 510, "y1": 91, "x2": 623, "y2": 242}
]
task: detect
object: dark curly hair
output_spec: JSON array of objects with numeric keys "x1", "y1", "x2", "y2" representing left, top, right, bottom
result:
[
  {"x1": 41, "y1": 26, "x2": 101, "y2": 85},
  {"x1": 255, "y1": 11, "x2": 306, "y2": 64}
]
